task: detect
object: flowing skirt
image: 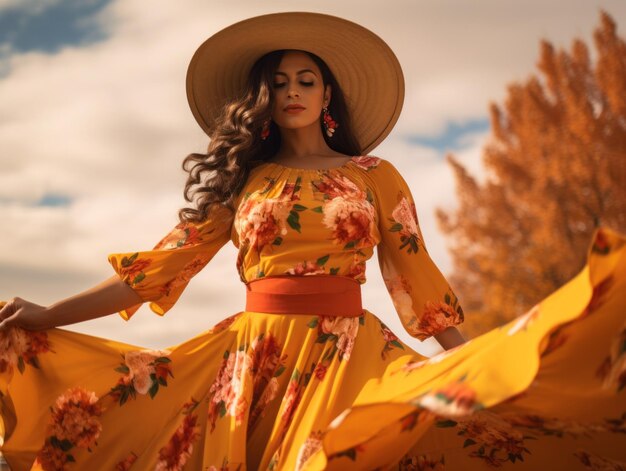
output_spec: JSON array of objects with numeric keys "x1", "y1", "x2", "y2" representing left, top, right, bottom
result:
[{"x1": 1, "y1": 228, "x2": 625, "y2": 470}]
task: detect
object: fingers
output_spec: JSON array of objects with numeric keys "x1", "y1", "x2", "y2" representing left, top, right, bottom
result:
[
  {"x1": 0, "y1": 297, "x2": 19, "y2": 333},
  {"x1": 0, "y1": 315, "x2": 15, "y2": 332}
]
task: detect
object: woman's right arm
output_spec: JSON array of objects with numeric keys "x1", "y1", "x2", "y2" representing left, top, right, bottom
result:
[{"x1": 0, "y1": 275, "x2": 144, "y2": 332}]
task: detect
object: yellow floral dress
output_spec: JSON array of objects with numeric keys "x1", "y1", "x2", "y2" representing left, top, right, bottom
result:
[{"x1": 1, "y1": 155, "x2": 625, "y2": 471}]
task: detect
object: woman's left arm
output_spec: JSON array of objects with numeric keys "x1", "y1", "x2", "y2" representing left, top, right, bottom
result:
[{"x1": 434, "y1": 326, "x2": 467, "y2": 350}]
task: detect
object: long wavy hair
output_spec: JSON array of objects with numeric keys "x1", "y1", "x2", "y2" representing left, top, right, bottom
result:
[{"x1": 178, "y1": 49, "x2": 362, "y2": 224}]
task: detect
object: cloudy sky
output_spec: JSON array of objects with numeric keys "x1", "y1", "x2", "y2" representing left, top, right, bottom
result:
[{"x1": 1, "y1": 0, "x2": 624, "y2": 356}]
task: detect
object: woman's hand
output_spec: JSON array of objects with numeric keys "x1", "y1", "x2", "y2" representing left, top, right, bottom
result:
[
  {"x1": 0, "y1": 297, "x2": 52, "y2": 332},
  {"x1": 434, "y1": 326, "x2": 467, "y2": 350}
]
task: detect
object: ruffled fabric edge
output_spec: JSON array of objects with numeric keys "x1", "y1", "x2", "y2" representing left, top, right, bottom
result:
[{"x1": 300, "y1": 226, "x2": 625, "y2": 470}]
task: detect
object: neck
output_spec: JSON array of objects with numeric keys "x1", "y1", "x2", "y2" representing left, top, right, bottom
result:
[{"x1": 275, "y1": 122, "x2": 334, "y2": 160}]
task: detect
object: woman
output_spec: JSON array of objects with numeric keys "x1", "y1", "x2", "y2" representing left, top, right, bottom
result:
[{"x1": 1, "y1": 12, "x2": 624, "y2": 471}]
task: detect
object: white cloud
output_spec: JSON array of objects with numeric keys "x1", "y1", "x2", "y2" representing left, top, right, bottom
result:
[
  {"x1": 0, "y1": 0, "x2": 60, "y2": 14},
  {"x1": 1, "y1": 0, "x2": 624, "y2": 354}
]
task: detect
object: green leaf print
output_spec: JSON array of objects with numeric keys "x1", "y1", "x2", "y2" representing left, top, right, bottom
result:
[
  {"x1": 316, "y1": 254, "x2": 330, "y2": 265},
  {"x1": 274, "y1": 365, "x2": 286, "y2": 377},
  {"x1": 148, "y1": 374, "x2": 159, "y2": 398},
  {"x1": 311, "y1": 206, "x2": 323, "y2": 213},
  {"x1": 343, "y1": 240, "x2": 356, "y2": 250},
  {"x1": 316, "y1": 333, "x2": 331, "y2": 343},
  {"x1": 330, "y1": 267, "x2": 340, "y2": 275},
  {"x1": 131, "y1": 272, "x2": 145, "y2": 285},
  {"x1": 121, "y1": 252, "x2": 139, "y2": 267},
  {"x1": 51, "y1": 436, "x2": 73, "y2": 452},
  {"x1": 291, "y1": 368, "x2": 301, "y2": 381},
  {"x1": 292, "y1": 204, "x2": 308, "y2": 211},
  {"x1": 436, "y1": 419, "x2": 458, "y2": 427},
  {"x1": 287, "y1": 211, "x2": 301, "y2": 232},
  {"x1": 389, "y1": 222, "x2": 403, "y2": 232},
  {"x1": 307, "y1": 318, "x2": 319, "y2": 328}
]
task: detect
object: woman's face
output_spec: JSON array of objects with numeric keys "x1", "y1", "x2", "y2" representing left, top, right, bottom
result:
[{"x1": 270, "y1": 50, "x2": 331, "y2": 132}]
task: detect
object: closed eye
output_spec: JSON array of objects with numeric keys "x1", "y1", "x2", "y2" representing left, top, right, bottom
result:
[{"x1": 273, "y1": 81, "x2": 315, "y2": 88}]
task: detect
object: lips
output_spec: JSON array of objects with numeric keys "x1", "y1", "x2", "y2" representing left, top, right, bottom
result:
[{"x1": 284, "y1": 104, "x2": 306, "y2": 111}]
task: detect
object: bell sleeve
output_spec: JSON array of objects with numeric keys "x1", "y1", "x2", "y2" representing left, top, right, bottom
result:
[
  {"x1": 372, "y1": 158, "x2": 464, "y2": 341},
  {"x1": 107, "y1": 203, "x2": 234, "y2": 321}
]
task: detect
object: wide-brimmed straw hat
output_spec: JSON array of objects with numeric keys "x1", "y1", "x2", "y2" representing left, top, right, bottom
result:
[{"x1": 186, "y1": 11, "x2": 404, "y2": 154}]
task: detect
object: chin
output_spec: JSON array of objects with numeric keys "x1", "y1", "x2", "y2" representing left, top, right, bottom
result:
[{"x1": 275, "y1": 118, "x2": 320, "y2": 131}]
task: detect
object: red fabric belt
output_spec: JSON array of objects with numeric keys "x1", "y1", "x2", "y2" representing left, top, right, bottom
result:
[{"x1": 244, "y1": 274, "x2": 363, "y2": 317}]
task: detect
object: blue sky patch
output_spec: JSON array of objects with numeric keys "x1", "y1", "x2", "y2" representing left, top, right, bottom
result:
[
  {"x1": 36, "y1": 193, "x2": 73, "y2": 207},
  {"x1": 0, "y1": 0, "x2": 111, "y2": 56},
  {"x1": 407, "y1": 119, "x2": 490, "y2": 153}
]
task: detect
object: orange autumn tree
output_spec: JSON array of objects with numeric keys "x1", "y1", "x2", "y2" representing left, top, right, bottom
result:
[{"x1": 437, "y1": 10, "x2": 626, "y2": 337}]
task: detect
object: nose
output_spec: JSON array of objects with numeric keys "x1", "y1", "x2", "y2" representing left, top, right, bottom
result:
[{"x1": 287, "y1": 86, "x2": 300, "y2": 98}]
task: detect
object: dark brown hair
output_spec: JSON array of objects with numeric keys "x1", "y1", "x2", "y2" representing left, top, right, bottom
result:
[{"x1": 178, "y1": 49, "x2": 362, "y2": 223}]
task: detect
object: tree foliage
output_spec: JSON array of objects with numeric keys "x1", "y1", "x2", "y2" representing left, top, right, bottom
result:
[{"x1": 438, "y1": 10, "x2": 626, "y2": 337}]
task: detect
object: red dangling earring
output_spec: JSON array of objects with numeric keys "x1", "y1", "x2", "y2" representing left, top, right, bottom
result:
[
  {"x1": 322, "y1": 106, "x2": 338, "y2": 138},
  {"x1": 261, "y1": 119, "x2": 271, "y2": 140}
]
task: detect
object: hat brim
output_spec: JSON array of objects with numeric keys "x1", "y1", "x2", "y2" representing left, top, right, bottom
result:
[{"x1": 186, "y1": 11, "x2": 404, "y2": 155}]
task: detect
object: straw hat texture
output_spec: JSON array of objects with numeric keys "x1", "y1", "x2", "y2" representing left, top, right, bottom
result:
[{"x1": 186, "y1": 11, "x2": 405, "y2": 154}]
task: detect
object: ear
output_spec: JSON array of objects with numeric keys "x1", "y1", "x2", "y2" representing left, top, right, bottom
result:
[{"x1": 324, "y1": 84, "x2": 332, "y2": 107}]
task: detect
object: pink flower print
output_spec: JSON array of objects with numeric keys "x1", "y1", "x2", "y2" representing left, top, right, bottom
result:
[
  {"x1": 118, "y1": 253, "x2": 153, "y2": 286},
  {"x1": 115, "y1": 452, "x2": 138, "y2": 470},
  {"x1": 453, "y1": 411, "x2": 532, "y2": 466},
  {"x1": 385, "y1": 274, "x2": 463, "y2": 340},
  {"x1": 0, "y1": 326, "x2": 51, "y2": 374},
  {"x1": 313, "y1": 173, "x2": 364, "y2": 200},
  {"x1": 389, "y1": 196, "x2": 423, "y2": 254},
  {"x1": 574, "y1": 449, "x2": 626, "y2": 470},
  {"x1": 154, "y1": 223, "x2": 203, "y2": 250},
  {"x1": 34, "y1": 443, "x2": 71, "y2": 471},
  {"x1": 235, "y1": 197, "x2": 293, "y2": 251},
  {"x1": 418, "y1": 380, "x2": 480, "y2": 417},
  {"x1": 35, "y1": 387, "x2": 104, "y2": 470},
  {"x1": 397, "y1": 453, "x2": 445, "y2": 471},
  {"x1": 49, "y1": 387, "x2": 103, "y2": 449},
  {"x1": 419, "y1": 300, "x2": 464, "y2": 339},
  {"x1": 351, "y1": 155, "x2": 382, "y2": 171},
  {"x1": 295, "y1": 430, "x2": 324, "y2": 471},
  {"x1": 313, "y1": 362, "x2": 328, "y2": 381},
  {"x1": 207, "y1": 349, "x2": 252, "y2": 432},
  {"x1": 380, "y1": 322, "x2": 405, "y2": 360},
  {"x1": 159, "y1": 255, "x2": 211, "y2": 297},
  {"x1": 347, "y1": 259, "x2": 366, "y2": 284},
  {"x1": 280, "y1": 374, "x2": 303, "y2": 427},
  {"x1": 391, "y1": 196, "x2": 421, "y2": 238},
  {"x1": 124, "y1": 349, "x2": 173, "y2": 396},
  {"x1": 285, "y1": 260, "x2": 327, "y2": 276},
  {"x1": 505, "y1": 414, "x2": 606, "y2": 438},
  {"x1": 322, "y1": 197, "x2": 377, "y2": 249},
  {"x1": 155, "y1": 414, "x2": 201, "y2": 471},
  {"x1": 384, "y1": 274, "x2": 419, "y2": 333},
  {"x1": 320, "y1": 316, "x2": 360, "y2": 361},
  {"x1": 208, "y1": 313, "x2": 241, "y2": 334}
]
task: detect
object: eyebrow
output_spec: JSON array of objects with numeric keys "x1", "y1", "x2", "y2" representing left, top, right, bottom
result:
[{"x1": 274, "y1": 69, "x2": 317, "y2": 77}]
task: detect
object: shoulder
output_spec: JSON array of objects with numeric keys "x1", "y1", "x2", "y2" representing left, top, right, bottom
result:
[
  {"x1": 351, "y1": 155, "x2": 403, "y2": 180},
  {"x1": 351, "y1": 155, "x2": 392, "y2": 172}
]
